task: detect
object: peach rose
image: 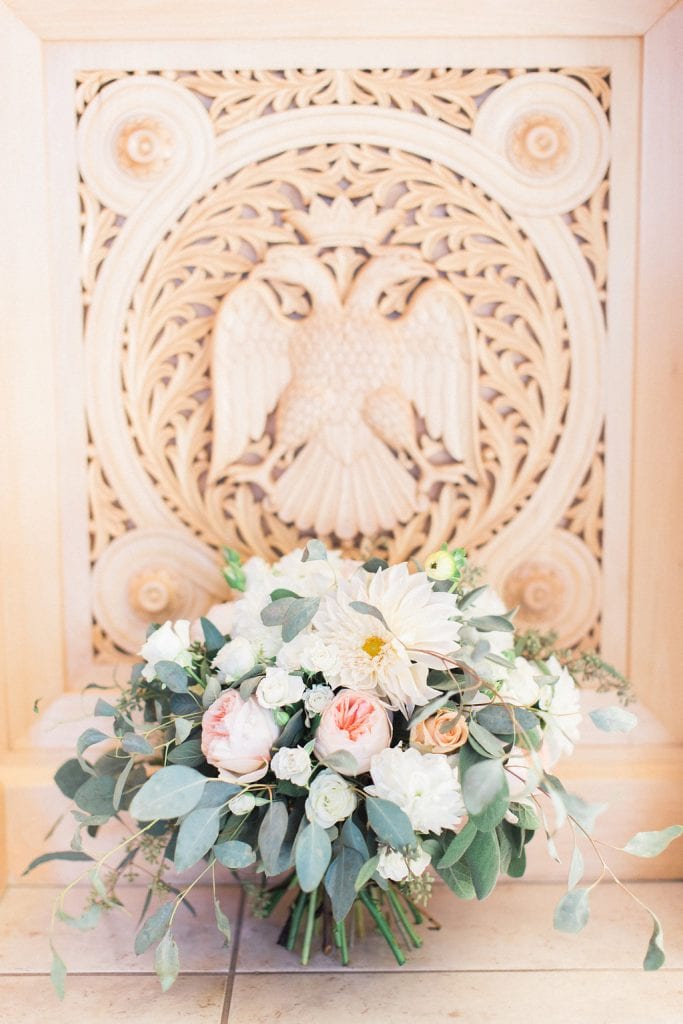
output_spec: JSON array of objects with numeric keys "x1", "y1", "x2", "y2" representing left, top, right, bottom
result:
[
  {"x1": 314, "y1": 689, "x2": 392, "y2": 775},
  {"x1": 410, "y1": 709, "x2": 468, "y2": 755},
  {"x1": 201, "y1": 689, "x2": 280, "y2": 784}
]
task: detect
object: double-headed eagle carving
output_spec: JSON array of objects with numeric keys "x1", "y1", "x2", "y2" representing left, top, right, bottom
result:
[{"x1": 208, "y1": 201, "x2": 479, "y2": 541}]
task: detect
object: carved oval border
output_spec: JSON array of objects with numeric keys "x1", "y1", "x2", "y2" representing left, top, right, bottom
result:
[{"x1": 84, "y1": 103, "x2": 604, "y2": 594}]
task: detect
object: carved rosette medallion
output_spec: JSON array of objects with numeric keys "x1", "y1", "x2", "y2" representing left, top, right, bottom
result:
[{"x1": 74, "y1": 67, "x2": 610, "y2": 658}]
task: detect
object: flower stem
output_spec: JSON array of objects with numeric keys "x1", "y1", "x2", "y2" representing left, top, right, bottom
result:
[
  {"x1": 387, "y1": 887, "x2": 422, "y2": 948},
  {"x1": 400, "y1": 893, "x2": 424, "y2": 925},
  {"x1": 358, "y1": 889, "x2": 406, "y2": 966},
  {"x1": 300, "y1": 888, "x2": 319, "y2": 966},
  {"x1": 334, "y1": 919, "x2": 350, "y2": 966},
  {"x1": 286, "y1": 889, "x2": 307, "y2": 952}
]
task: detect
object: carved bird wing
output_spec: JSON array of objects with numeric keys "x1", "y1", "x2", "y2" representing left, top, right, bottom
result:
[
  {"x1": 208, "y1": 279, "x2": 295, "y2": 482},
  {"x1": 395, "y1": 280, "x2": 480, "y2": 476}
]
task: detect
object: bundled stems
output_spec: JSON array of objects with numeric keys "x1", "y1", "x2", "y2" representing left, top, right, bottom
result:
[
  {"x1": 387, "y1": 886, "x2": 422, "y2": 948},
  {"x1": 300, "y1": 887, "x2": 319, "y2": 966},
  {"x1": 358, "y1": 888, "x2": 406, "y2": 966},
  {"x1": 334, "y1": 919, "x2": 349, "y2": 966},
  {"x1": 286, "y1": 889, "x2": 308, "y2": 952}
]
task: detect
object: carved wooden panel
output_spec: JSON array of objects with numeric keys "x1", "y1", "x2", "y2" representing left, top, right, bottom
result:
[{"x1": 75, "y1": 67, "x2": 610, "y2": 660}]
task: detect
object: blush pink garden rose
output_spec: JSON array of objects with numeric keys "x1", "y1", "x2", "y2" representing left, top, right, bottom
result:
[
  {"x1": 314, "y1": 689, "x2": 392, "y2": 776},
  {"x1": 201, "y1": 690, "x2": 280, "y2": 784}
]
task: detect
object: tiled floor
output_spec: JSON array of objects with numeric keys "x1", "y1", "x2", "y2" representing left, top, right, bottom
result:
[{"x1": 0, "y1": 882, "x2": 681, "y2": 1022}]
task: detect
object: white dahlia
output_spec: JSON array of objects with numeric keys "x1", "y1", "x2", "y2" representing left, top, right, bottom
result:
[
  {"x1": 366, "y1": 746, "x2": 465, "y2": 835},
  {"x1": 538, "y1": 656, "x2": 582, "y2": 766},
  {"x1": 312, "y1": 565, "x2": 460, "y2": 715}
]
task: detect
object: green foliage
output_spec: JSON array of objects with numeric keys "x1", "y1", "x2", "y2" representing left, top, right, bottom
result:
[
  {"x1": 325, "y1": 843, "x2": 365, "y2": 921},
  {"x1": 129, "y1": 765, "x2": 208, "y2": 821},
  {"x1": 295, "y1": 822, "x2": 332, "y2": 892},
  {"x1": 589, "y1": 707, "x2": 638, "y2": 733},
  {"x1": 554, "y1": 888, "x2": 590, "y2": 933},
  {"x1": 513, "y1": 628, "x2": 633, "y2": 704},
  {"x1": 644, "y1": 913, "x2": 666, "y2": 970},
  {"x1": 258, "y1": 801, "x2": 289, "y2": 876},
  {"x1": 622, "y1": 825, "x2": 683, "y2": 858},
  {"x1": 221, "y1": 547, "x2": 246, "y2": 592},
  {"x1": 54, "y1": 758, "x2": 91, "y2": 799},
  {"x1": 464, "y1": 830, "x2": 500, "y2": 900},
  {"x1": 366, "y1": 798, "x2": 416, "y2": 849},
  {"x1": 23, "y1": 850, "x2": 93, "y2": 876},
  {"x1": 214, "y1": 840, "x2": 256, "y2": 869},
  {"x1": 437, "y1": 821, "x2": 477, "y2": 869},
  {"x1": 281, "y1": 597, "x2": 321, "y2": 643},
  {"x1": 173, "y1": 805, "x2": 223, "y2": 871},
  {"x1": 154, "y1": 931, "x2": 180, "y2": 992},
  {"x1": 135, "y1": 902, "x2": 174, "y2": 955}
]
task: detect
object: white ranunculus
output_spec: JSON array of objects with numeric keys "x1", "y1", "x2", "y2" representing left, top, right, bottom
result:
[
  {"x1": 366, "y1": 746, "x2": 465, "y2": 835},
  {"x1": 277, "y1": 633, "x2": 341, "y2": 677},
  {"x1": 305, "y1": 769, "x2": 357, "y2": 828},
  {"x1": 139, "y1": 620, "x2": 193, "y2": 683},
  {"x1": 227, "y1": 791, "x2": 257, "y2": 816},
  {"x1": 538, "y1": 656, "x2": 582, "y2": 766},
  {"x1": 496, "y1": 657, "x2": 541, "y2": 707},
  {"x1": 271, "y1": 746, "x2": 313, "y2": 787},
  {"x1": 304, "y1": 684, "x2": 334, "y2": 716},
  {"x1": 213, "y1": 637, "x2": 256, "y2": 680},
  {"x1": 256, "y1": 667, "x2": 306, "y2": 709},
  {"x1": 377, "y1": 845, "x2": 431, "y2": 882}
]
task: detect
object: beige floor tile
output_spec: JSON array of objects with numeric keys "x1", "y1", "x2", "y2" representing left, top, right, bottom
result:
[
  {"x1": 0, "y1": 884, "x2": 241, "y2": 974},
  {"x1": 1, "y1": 974, "x2": 227, "y2": 1024},
  {"x1": 227, "y1": 970, "x2": 683, "y2": 1024},
  {"x1": 235, "y1": 881, "x2": 683, "y2": 973}
]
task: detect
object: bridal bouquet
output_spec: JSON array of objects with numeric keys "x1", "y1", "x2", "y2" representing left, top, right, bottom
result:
[{"x1": 31, "y1": 542, "x2": 682, "y2": 995}]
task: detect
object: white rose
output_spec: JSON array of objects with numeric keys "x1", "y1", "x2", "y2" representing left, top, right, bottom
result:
[
  {"x1": 271, "y1": 746, "x2": 313, "y2": 787},
  {"x1": 228, "y1": 791, "x2": 257, "y2": 816},
  {"x1": 366, "y1": 746, "x2": 465, "y2": 835},
  {"x1": 497, "y1": 657, "x2": 541, "y2": 707},
  {"x1": 139, "y1": 620, "x2": 193, "y2": 683},
  {"x1": 277, "y1": 634, "x2": 340, "y2": 676},
  {"x1": 304, "y1": 685, "x2": 334, "y2": 716},
  {"x1": 256, "y1": 667, "x2": 306, "y2": 709},
  {"x1": 213, "y1": 637, "x2": 256, "y2": 680},
  {"x1": 305, "y1": 769, "x2": 357, "y2": 828},
  {"x1": 377, "y1": 845, "x2": 431, "y2": 882}
]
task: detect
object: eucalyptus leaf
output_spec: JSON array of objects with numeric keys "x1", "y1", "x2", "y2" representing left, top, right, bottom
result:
[
  {"x1": 622, "y1": 825, "x2": 683, "y2": 858},
  {"x1": 348, "y1": 601, "x2": 389, "y2": 630},
  {"x1": 295, "y1": 821, "x2": 332, "y2": 892},
  {"x1": 270, "y1": 588, "x2": 301, "y2": 601},
  {"x1": 50, "y1": 943, "x2": 67, "y2": 1000},
  {"x1": 74, "y1": 775, "x2": 116, "y2": 817},
  {"x1": 76, "y1": 728, "x2": 109, "y2": 774},
  {"x1": 54, "y1": 758, "x2": 91, "y2": 799},
  {"x1": 121, "y1": 732, "x2": 154, "y2": 755},
  {"x1": 201, "y1": 616, "x2": 225, "y2": 654},
  {"x1": 476, "y1": 704, "x2": 539, "y2": 734},
  {"x1": 174, "y1": 718, "x2": 193, "y2": 744},
  {"x1": 195, "y1": 780, "x2": 240, "y2": 808},
  {"x1": 436, "y1": 857, "x2": 476, "y2": 900},
  {"x1": 324, "y1": 844, "x2": 364, "y2": 921},
  {"x1": 457, "y1": 585, "x2": 489, "y2": 611},
  {"x1": 57, "y1": 903, "x2": 102, "y2": 932},
  {"x1": 302, "y1": 539, "x2": 327, "y2": 562},
  {"x1": 567, "y1": 845, "x2": 584, "y2": 891},
  {"x1": 173, "y1": 805, "x2": 222, "y2": 871},
  {"x1": 406, "y1": 693, "x2": 450, "y2": 729},
  {"x1": 258, "y1": 801, "x2": 289, "y2": 876},
  {"x1": 644, "y1": 912, "x2": 666, "y2": 970},
  {"x1": 366, "y1": 797, "x2": 416, "y2": 849},
  {"x1": 113, "y1": 756, "x2": 135, "y2": 811},
  {"x1": 354, "y1": 854, "x2": 380, "y2": 892},
  {"x1": 465, "y1": 829, "x2": 500, "y2": 900},
  {"x1": 23, "y1": 850, "x2": 93, "y2": 876},
  {"x1": 462, "y1": 757, "x2": 507, "y2": 817},
  {"x1": 437, "y1": 820, "x2": 477, "y2": 869},
  {"x1": 261, "y1": 597, "x2": 296, "y2": 627},
  {"x1": 214, "y1": 896, "x2": 232, "y2": 946},
  {"x1": 134, "y1": 901, "x2": 174, "y2": 955},
  {"x1": 214, "y1": 840, "x2": 256, "y2": 869},
  {"x1": 589, "y1": 707, "x2": 638, "y2": 733},
  {"x1": 319, "y1": 749, "x2": 359, "y2": 775},
  {"x1": 282, "y1": 597, "x2": 320, "y2": 643},
  {"x1": 167, "y1": 737, "x2": 204, "y2": 767},
  {"x1": 561, "y1": 792, "x2": 608, "y2": 835},
  {"x1": 273, "y1": 708, "x2": 304, "y2": 750},
  {"x1": 469, "y1": 614, "x2": 515, "y2": 633},
  {"x1": 341, "y1": 818, "x2": 369, "y2": 860},
  {"x1": 468, "y1": 719, "x2": 507, "y2": 758},
  {"x1": 155, "y1": 661, "x2": 189, "y2": 693},
  {"x1": 554, "y1": 888, "x2": 590, "y2": 933},
  {"x1": 202, "y1": 676, "x2": 222, "y2": 708},
  {"x1": 129, "y1": 765, "x2": 208, "y2": 822},
  {"x1": 362, "y1": 558, "x2": 388, "y2": 573},
  {"x1": 155, "y1": 931, "x2": 180, "y2": 992},
  {"x1": 94, "y1": 698, "x2": 117, "y2": 717}
]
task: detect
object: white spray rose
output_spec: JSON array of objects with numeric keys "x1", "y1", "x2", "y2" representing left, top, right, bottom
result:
[
  {"x1": 256, "y1": 667, "x2": 305, "y2": 709},
  {"x1": 213, "y1": 637, "x2": 256, "y2": 680},
  {"x1": 227, "y1": 792, "x2": 257, "y2": 816},
  {"x1": 366, "y1": 746, "x2": 465, "y2": 835},
  {"x1": 304, "y1": 684, "x2": 334, "y2": 716},
  {"x1": 497, "y1": 657, "x2": 541, "y2": 707},
  {"x1": 377, "y1": 845, "x2": 431, "y2": 882},
  {"x1": 139, "y1": 620, "x2": 193, "y2": 683},
  {"x1": 271, "y1": 746, "x2": 313, "y2": 787},
  {"x1": 305, "y1": 769, "x2": 357, "y2": 828}
]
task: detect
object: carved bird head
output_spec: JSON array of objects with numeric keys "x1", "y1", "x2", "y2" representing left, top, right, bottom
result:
[
  {"x1": 251, "y1": 246, "x2": 340, "y2": 308},
  {"x1": 350, "y1": 249, "x2": 437, "y2": 310}
]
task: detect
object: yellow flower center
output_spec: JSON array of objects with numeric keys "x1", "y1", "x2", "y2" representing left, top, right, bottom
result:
[{"x1": 362, "y1": 635, "x2": 386, "y2": 658}]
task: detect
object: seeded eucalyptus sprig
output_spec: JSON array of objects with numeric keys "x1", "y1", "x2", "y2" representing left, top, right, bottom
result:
[{"x1": 513, "y1": 629, "x2": 633, "y2": 705}]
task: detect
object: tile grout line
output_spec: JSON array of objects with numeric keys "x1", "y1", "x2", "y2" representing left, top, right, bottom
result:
[{"x1": 220, "y1": 886, "x2": 246, "y2": 1024}]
